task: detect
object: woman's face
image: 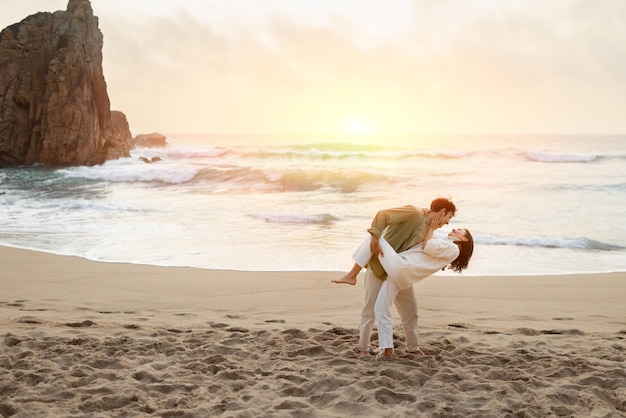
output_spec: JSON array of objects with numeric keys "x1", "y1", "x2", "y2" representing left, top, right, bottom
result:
[{"x1": 448, "y1": 228, "x2": 468, "y2": 242}]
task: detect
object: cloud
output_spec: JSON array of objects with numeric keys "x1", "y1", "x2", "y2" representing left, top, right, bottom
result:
[
  {"x1": 3, "y1": 0, "x2": 625, "y2": 133},
  {"x1": 402, "y1": 0, "x2": 626, "y2": 132},
  {"x1": 96, "y1": 0, "x2": 626, "y2": 134},
  {"x1": 101, "y1": 12, "x2": 398, "y2": 133}
]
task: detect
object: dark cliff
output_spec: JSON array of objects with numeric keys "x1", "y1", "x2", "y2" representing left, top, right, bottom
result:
[{"x1": 0, "y1": 0, "x2": 131, "y2": 166}]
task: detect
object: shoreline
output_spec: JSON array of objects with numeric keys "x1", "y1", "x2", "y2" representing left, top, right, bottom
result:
[
  {"x1": 2, "y1": 245, "x2": 625, "y2": 416},
  {"x1": 2, "y1": 245, "x2": 624, "y2": 332},
  {"x1": 1, "y1": 241, "x2": 624, "y2": 277}
]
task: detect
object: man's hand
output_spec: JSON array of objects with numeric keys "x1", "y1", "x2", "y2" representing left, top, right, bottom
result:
[
  {"x1": 429, "y1": 210, "x2": 448, "y2": 229},
  {"x1": 370, "y1": 235, "x2": 383, "y2": 257}
]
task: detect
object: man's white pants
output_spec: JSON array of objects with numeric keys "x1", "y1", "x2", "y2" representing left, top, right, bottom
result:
[{"x1": 354, "y1": 237, "x2": 419, "y2": 352}]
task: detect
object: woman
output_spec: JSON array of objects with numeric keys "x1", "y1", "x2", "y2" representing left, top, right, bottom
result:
[{"x1": 349, "y1": 219, "x2": 474, "y2": 359}]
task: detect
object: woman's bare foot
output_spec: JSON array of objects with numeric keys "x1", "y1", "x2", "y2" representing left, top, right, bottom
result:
[{"x1": 331, "y1": 274, "x2": 357, "y2": 285}]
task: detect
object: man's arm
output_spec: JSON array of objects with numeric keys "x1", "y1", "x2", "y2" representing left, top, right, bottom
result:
[
  {"x1": 367, "y1": 205, "x2": 422, "y2": 257},
  {"x1": 366, "y1": 205, "x2": 419, "y2": 238}
]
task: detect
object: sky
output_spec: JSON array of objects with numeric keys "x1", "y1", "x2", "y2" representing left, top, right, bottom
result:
[{"x1": 2, "y1": 0, "x2": 626, "y2": 136}]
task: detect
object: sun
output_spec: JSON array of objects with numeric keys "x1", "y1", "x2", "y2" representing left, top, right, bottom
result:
[{"x1": 343, "y1": 119, "x2": 371, "y2": 135}]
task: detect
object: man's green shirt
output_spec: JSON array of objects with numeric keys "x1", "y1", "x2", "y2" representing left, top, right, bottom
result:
[{"x1": 366, "y1": 205, "x2": 429, "y2": 279}]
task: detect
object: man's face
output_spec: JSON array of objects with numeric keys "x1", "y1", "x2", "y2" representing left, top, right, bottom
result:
[{"x1": 441, "y1": 210, "x2": 454, "y2": 225}]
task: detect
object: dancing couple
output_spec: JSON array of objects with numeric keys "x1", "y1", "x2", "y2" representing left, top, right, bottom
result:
[{"x1": 333, "y1": 198, "x2": 474, "y2": 359}]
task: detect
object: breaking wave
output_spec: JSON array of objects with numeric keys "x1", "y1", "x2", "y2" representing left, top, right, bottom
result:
[
  {"x1": 526, "y1": 151, "x2": 597, "y2": 163},
  {"x1": 477, "y1": 235, "x2": 624, "y2": 251},
  {"x1": 249, "y1": 213, "x2": 339, "y2": 225}
]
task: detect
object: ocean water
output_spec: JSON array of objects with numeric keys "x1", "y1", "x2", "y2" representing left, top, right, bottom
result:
[{"x1": 1, "y1": 134, "x2": 624, "y2": 276}]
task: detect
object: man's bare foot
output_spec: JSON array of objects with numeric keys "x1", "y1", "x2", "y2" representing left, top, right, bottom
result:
[
  {"x1": 331, "y1": 274, "x2": 356, "y2": 285},
  {"x1": 375, "y1": 348, "x2": 394, "y2": 361}
]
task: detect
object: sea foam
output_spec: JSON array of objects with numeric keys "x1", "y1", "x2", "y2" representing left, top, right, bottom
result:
[
  {"x1": 477, "y1": 235, "x2": 624, "y2": 251},
  {"x1": 526, "y1": 151, "x2": 597, "y2": 163}
]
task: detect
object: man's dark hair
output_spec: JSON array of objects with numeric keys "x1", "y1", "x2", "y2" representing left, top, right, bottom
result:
[{"x1": 430, "y1": 197, "x2": 456, "y2": 215}]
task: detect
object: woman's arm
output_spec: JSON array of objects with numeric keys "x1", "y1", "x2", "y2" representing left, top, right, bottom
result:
[
  {"x1": 422, "y1": 226, "x2": 436, "y2": 250},
  {"x1": 422, "y1": 210, "x2": 447, "y2": 249}
]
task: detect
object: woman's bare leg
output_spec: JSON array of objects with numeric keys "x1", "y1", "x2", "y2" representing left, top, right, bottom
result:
[
  {"x1": 332, "y1": 263, "x2": 362, "y2": 285},
  {"x1": 332, "y1": 236, "x2": 373, "y2": 286}
]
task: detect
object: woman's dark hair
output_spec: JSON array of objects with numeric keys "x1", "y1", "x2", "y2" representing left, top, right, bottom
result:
[
  {"x1": 449, "y1": 229, "x2": 474, "y2": 273},
  {"x1": 430, "y1": 197, "x2": 456, "y2": 216}
]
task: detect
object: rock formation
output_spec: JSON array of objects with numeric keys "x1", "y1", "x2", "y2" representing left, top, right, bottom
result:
[
  {"x1": 111, "y1": 111, "x2": 133, "y2": 146},
  {"x1": 131, "y1": 132, "x2": 168, "y2": 148},
  {"x1": 0, "y1": 0, "x2": 131, "y2": 166}
]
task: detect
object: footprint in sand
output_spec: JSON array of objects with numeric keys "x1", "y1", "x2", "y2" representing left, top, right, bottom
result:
[
  {"x1": 18, "y1": 317, "x2": 42, "y2": 324},
  {"x1": 65, "y1": 320, "x2": 95, "y2": 328},
  {"x1": 374, "y1": 387, "x2": 417, "y2": 404},
  {"x1": 265, "y1": 319, "x2": 286, "y2": 324}
]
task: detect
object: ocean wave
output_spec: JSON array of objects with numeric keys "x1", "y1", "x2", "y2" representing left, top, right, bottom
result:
[
  {"x1": 554, "y1": 182, "x2": 626, "y2": 192},
  {"x1": 191, "y1": 167, "x2": 270, "y2": 191},
  {"x1": 151, "y1": 145, "x2": 232, "y2": 160},
  {"x1": 412, "y1": 150, "x2": 474, "y2": 159},
  {"x1": 243, "y1": 145, "x2": 472, "y2": 161},
  {"x1": 477, "y1": 235, "x2": 624, "y2": 251},
  {"x1": 290, "y1": 142, "x2": 393, "y2": 153},
  {"x1": 526, "y1": 151, "x2": 597, "y2": 163},
  {"x1": 138, "y1": 141, "x2": 622, "y2": 166},
  {"x1": 248, "y1": 148, "x2": 391, "y2": 160},
  {"x1": 233, "y1": 146, "x2": 619, "y2": 164},
  {"x1": 191, "y1": 166, "x2": 380, "y2": 193},
  {"x1": 274, "y1": 169, "x2": 378, "y2": 192},
  {"x1": 250, "y1": 213, "x2": 339, "y2": 225},
  {"x1": 59, "y1": 158, "x2": 200, "y2": 184},
  {"x1": 56, "y1": 201, "x2": 144, "y2": 213},
  {"x1": 59, "y1": 156, "x2": 388, "y2": 193}
]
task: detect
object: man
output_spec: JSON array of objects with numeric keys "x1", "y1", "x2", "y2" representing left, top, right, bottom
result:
[{"x1": 333, "y1": 198, "x2": 456, "y2": 356}]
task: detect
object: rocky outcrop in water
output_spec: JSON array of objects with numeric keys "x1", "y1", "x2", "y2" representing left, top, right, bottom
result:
[
  {"x1": 131, "y1": 133, "x2": 168, "y2": 148},
  {"x1": 0, "y1": 0, "x2": 131, "y2": 166}
]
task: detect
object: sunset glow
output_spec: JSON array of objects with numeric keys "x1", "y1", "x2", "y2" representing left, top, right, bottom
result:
[{"x1": 3, "y1": 1, "x2": 626, "y2": 136}]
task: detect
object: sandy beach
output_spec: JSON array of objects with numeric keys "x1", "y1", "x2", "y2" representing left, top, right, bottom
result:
[{"x1": 1, "y1": 245, "x2": 624, "y2": 417}]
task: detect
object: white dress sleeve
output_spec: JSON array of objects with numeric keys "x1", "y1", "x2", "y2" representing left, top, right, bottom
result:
[{"x1": 423, "y1": 237, "x2": 460, "y2": 261}]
